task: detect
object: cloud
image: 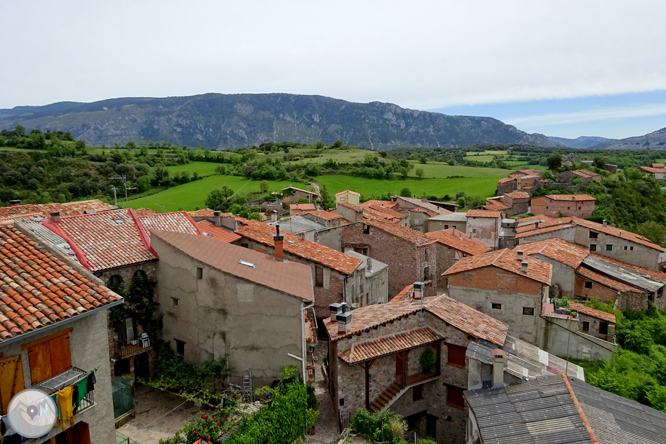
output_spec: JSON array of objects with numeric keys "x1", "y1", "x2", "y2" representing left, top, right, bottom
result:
[{"x1": 505, "y1": 103, "x2": 666, "y2": 127}]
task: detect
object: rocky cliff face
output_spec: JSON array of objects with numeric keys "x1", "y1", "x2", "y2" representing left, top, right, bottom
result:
[
  {"x1": 0, "y1": 93, "x2": 560, "y2": 150},
  {"x1": 592, "y1": 127, "x2": 666, "y2": 150}
]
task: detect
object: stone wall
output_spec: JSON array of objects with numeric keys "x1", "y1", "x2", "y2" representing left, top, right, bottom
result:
[
  {"x1": 539, "y1": 316, "x2": 616, "y2": 361},
  {"x1": 97, "y1": 262, "x2": 157, "y2": 288},
  {"x1": 572, "y1": 225, "x2": 661, "y2": 270}
]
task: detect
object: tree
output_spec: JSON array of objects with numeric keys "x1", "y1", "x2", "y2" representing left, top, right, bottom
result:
[
  {"x1": 260, "y1": 180, "x2": 270, "y2": 193},
  {"x1": 546, "y1": 154, "x2": 562, "y2": 170},
  {"x1": 332, "y1": 139, "x2": 343, "y2": 148},
  {"x1": 594, "y1": 156, "x2": 606, "y2": 169},
  {"x1": 205, "y1": 186, "x2": 235, "y2": 210},
  {"x1": 636, "y1": 221, "x2": 666, "y2": 246},
  {"x1": 315, "y1": 141, "x2": 325, "y2": 149},
  {"x1": 400, "y1": 187, "x2": 412, "y2": 197},
  {"x1": 14, "y1": 125, "x2": 25, "y2": 136},
  {"x1": 319, "y1": 184, "x2": 334, "y2": 210},
  {"x1": 415, "y1": 168, "x2": 424, "y2": 179}
]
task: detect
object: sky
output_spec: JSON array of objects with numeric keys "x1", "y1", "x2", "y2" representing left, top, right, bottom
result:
[{"x1": 1, "y1": 1, "x2": 665, "y2": 139}]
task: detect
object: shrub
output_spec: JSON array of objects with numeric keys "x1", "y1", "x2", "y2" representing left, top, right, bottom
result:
[{"x1": 420, "y1": 348, "x2": 437, "y2": 372}]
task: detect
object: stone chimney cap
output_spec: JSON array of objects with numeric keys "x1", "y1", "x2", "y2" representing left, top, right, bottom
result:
[
  {"x1": 336, "y1": 312, "x2": 352, "y2": 323},
  {"x1": 214, "y1": 210, "x2": 221, "y2": 216},
  {"x1": 492, "y1": 349, "x2": 507, "y2": 357},
  {"x1": 329, "y1": 302, "x2": 343, "y2": 312}
]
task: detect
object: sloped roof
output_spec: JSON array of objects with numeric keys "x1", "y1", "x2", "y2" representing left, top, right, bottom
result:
[
  {"x1": 483, "y1": 199, "x2": 510, "y2": 211},
  {"x1": 0, "y1": 200, "x2": 116, "y2": 220},
  {"x1": 572, "y1": 217, "x2": 663, "y2": 251},
  {"x1": 335, "y1": 190, "x2": 360, "y2": 197},
  {"x1": 515, "y1": 218, "x2": 576, "y2": 238},
  {"x1": 188, "y1": 209, "x2": 218, "y2": 218},
  {"x1": 588, "y1": 252, "x2": 666, "y2": 284},
  {"x1": 151, "y1": 230, "x2": 313, "y2": 301},
  {"x1": 234, "y1": 217, "x2": 362, "y2": 275},
  {"x1": 196, "y1": 220, "x2": 242, "y2": 243},
  {"x1": 427, "y1": 228, "x2": 492, "y2": 256},
  {"x1": 339, "y1": 328, "x2": 442, "y2": 364},
  {"x1": 360, "y1": 200, "x2": 398, "y2": 210},
  {"x1": 444, "y1": 249, "x2": 552, "y2": 285},
  {"x1": 327, "y1": 295, "x2": 508, "y2": 346},
  {"x1": 569, "y1": 302, "x2": 616, "y2": 323},
  {"x1": 138, "y1": 212, "x2": 202, "y2": 239},
  {"x1": 573, "y1": 169, "x2": 600, "y2": 178},
  {"x1": 640, "y1": 166, "x2": 666, "y2": 174},
  {"x1": 283, "y1": 186, "x2": 318, "y2": 196},
  {"x1": 498, "y1": 177, "x2": 514, "y2": 184},
  {"x1": 517, "y1": 238, "x2": 590, "y2": 269},
  {"x1": 467, "y1": 209, "x2": 501, "y2": 218},
  {"x1": 0, "y1": 224, "x2": 122, "y2": 342},
  {"x1": 363, "y1": 215, "x2": 437, "y2": 246},
  {"x1": 289, "y1": 203, "x2": 316, "y2": 211},
  {"x1": 504, "y1": 191, "x2": 530, "y2": 199},
  {"x1": 393, "y1": 196, "x2": 448, "y2": 215},
  {"x1": 133, "y1": 208, "x2": 159, "y2": 216},
  {"x1": 576, "y1": 266, "x2": 645, "y2": 294},
  {"x1": 543, "y1": 194, "x2": 596, "y2": 202},
  {"x1": 43, "y1": 209, "x2": 157, "y2": 271},
  {"x1": 307, "y1": 210, "x2": 343, "y2": 221}
]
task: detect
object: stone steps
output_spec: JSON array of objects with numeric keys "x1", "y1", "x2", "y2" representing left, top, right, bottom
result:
[{"x1": 370, "y1": 382, "x2": 401, "y2": 412}]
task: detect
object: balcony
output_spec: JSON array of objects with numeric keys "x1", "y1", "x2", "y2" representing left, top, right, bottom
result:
[
  {"x1": 32, "y1": 367, "x2": 95, "y2": 415},
  {"x1": 115, "y1": 334, "x2": 152, "y2": 359}
]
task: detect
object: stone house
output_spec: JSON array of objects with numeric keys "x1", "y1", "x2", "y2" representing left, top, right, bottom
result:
[
  {"x1": 465, "y1": 373, "x2": 666, "y2": 444},
  {"x1": 289, "y1": 203, "x2": 316, "y2": 216},
  {"x1": 359, "y1": 200, "x2": 408, "y2": 226},
  {"x1": 465, "y1": 209, "x2": 502, "y2": 249},
  {"x1": 531, "y1": 194, "x2": 596, "y2": 218},
  {"x1": 568, "y1": 302, "x2": 616, "y2": 342},
  {"x1": 335, "y1": 189, "x2": 361, "y2": 206},
  {"x1": 426, "y1": 212, "x2": 468, "y2": 233},
  {"x1": 341, "y1": 215, "x2": 438, "y2": 297},
  {"x1": 639, "y1": 163, "x2": 666, "y2": 179},
  {"x1": 500, "y1": 191, "x2": 530, "y2": 215},
  {"x1": 497, "y1": 169, "x2": 543, "y2": 196},
  {"x1": 572, "y1": 168, "x2": 601, "y2": 183},
  {"x1": 425, "y1": 228, "x2": 492, "y2": 290},
  {"x1": 326, "y1": 295, "x2": 583, "y2": 444},
  {"x1": 281, "y1": 186, "x2": 318, "y2": 204},
  {"x1": 516, "y1": 216, "x2": 666, "y2": 270},
  {"x1": 0, "y1": 223, "x2": 122, "y2": 444},
  {"x1": 443, "y1": 249, "x2": 552, "y2": 345},
  {"x1": 211, "y1": 214, "x2": 364, "y2": 319},
  {"x1": 390, "y1": 196, "x2": 451, "y2": 217},
  {"x1": 343, "y1": 251, "x2": 389, "y2": 307},
  {"x1": 150, "y1": 230, "x2": 315, "y2": 385}
]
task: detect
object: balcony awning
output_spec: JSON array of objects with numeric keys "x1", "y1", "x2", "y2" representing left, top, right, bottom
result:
[
  {"x1": 32, "y1": 367, "x2": 88, "y2": 394},
  {"x1": 339, "y1": 328, "x2": 442, "y2": 364}
]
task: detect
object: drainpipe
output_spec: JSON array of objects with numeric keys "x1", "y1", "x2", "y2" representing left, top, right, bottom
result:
[{"x1": 300, "y1": 300, "x2": 315, "y2": 382}]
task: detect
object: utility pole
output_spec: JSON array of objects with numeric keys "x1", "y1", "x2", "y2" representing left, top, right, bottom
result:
[
  {"x1": 110, "y1": 175, "x2": 136, "y2": 207},
  {"x1": 111, "y1": 187, "x2": 118, "y2": 206}
]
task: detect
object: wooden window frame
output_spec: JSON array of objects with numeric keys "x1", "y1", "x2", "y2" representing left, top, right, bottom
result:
[
  {"x1": 446, "y1": 384, "x2": 465, "y2": 409},
  {"x1": 446, "y1": 343, "x2": 466, "y2": 368}
]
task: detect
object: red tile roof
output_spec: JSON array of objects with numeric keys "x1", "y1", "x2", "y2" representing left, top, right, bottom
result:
[
  {"x1": 151, "y1": 230, "x2": 314, "y2": 302},
  {"x1": 543, "y1": 194, "x2": 596, "y2": 202},
  {"x1": 289, "y1": 203, "x2": 316, "y2": 211},
  {"x1": 308, "y1": 210, "x2": 343, "y2": 221},
  {"x1": 335, "y1": 190, "x2": 361, "y2": 197},
  {"x1": 363, "y1": 216, "x2": 437, "y2": 246},
  {"x1": 444, "y1": 249, "x2": 552, "y2": 285},
  {"x1": 361, "y1": 200, "x2": 398, "y2": 210},
  {"x1": 133, "y1": 208, "x2": 159, "y2": 216},
  {"x1": 652, "y1": 163, "x2": 665, "y2": 168},
  {"x1": 639, "y1": 166, "x2": 666, "y2": 174},
  {"x1": 138, "y1": 212, "x2": 203, "y2": 239},
  {"x1": 498, "y1": 177, "x2": 514, "y2": 184},
  {"x1": 427, "y1": 228, "x2": 492, "y2": 256},
  {"x1": 0, "y1": 200, "x2": 116, "y2": 220},
  {"x1": 389, "y1": 284, "x2": 415, "y2": 303},
  {"x1": 361, "y1": 201, "x2": 407, "y2": 221},
  {"x1": 188, "y1": 209, "x2": 218, "y2": 218},
  {"x1": 517, "y1": 238, "x2": 590, "y2": 269},
  {"x1": 234, "y1": 217, "x2": 362, "y2": 274},
  {"x1": 571, "y1": 217, "x2": 663, "y2": 251},
  {"x1": 575, "y1": 267, "x2": 644, "y2": 294},
  {"x1": 339, "y1": 328, "x2": 442, "y2": 364},
  {"x1": 569, "y1": 302, "x2": 616, "y2": 324},
  {"x1": 327, "y1": 295, "x2": 508, "y2": 346},
  {"x1": 43, "y1": 209, "x2": 158, "y2": 272},
  {"x1": 0, "y1": 224, "x2": 122, "y2": 342},
  {"x1": 283, "y1": 186, "x2": 318, "y2": 196},
  {"x1": 196, "y1": 220, "x2": 242, "y2": 243},
  {"x1": 505, "y1": 191, "x2": 530, "y2": 199},
  {"x1": 467, "y1": 209, "x2": 501, "y2": 218},
  {"x1": 573, "y1": 169, "x2": 599, "y2": 179},
  {"x1": 483, "y1": 200, "x2": 510, "y2": 211},
  {"x1": 515, "y1": 220, "x2": 576, "y2": 238}
]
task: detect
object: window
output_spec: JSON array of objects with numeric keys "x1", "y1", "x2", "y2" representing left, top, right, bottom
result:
[
  {"x1": 491, "y1": 302, "x2": 502, "y2": 310},
  {"x1": 523, "y1": 307, "x2": 534, "y2": 316},
  {"x1": 175, "y1": 339, "x2": 185, "y2": 356},
  {"x1": 472, "y1": 228, "x2": 477, "y2": 234},
  {"x1": 424, "y1": 249, "x2": 429, "y2": 262},
  {"x1": 630, "y1": 246, "x2": 634, "y2": 251},
  {"x1": 589, "y1": 244, "x2": 597, "y2": 252},
  {"x1": 196, "y1": 267, "x2": 203, "y2": 279},
  {"x1": 444, "y1": 224, "x2": 449, "y2": 229},
  {"x1": 585, "y1": 281, "x2": 593, "y2": 289},
  {"x1": 624, "y1": 246, "x2": 628, "y2": 250},
  {"x1": 567, "y1": 206, "x2": 570, "y2": 210},
  {"x1": 446, "y1": 385, "x2": 465, "y2": 409},
  {"x1": 582, "y1": 321, "x2": 590, "y2": 333},
  {"x1": 589, "y1": 231, "x2": 598, "y2": 239},
  {"x1": 315, "y1": 266, "x2": 324, "y2": 287},
  {"x1": 363, "y1": 225, "x2": 370, "y2": 234},
  {"x1": 424, "y1": 266, "x2": 430, "y2": 280},
  {"x1": 108, "y1": 274, "x2": 123, "y2": 288},
  {"x1": 413, "y1": 384, "x2": 424, "y2": 402},
  {"x1": 447, "y1": 343, "x2": 466, "y2": 368},
  {"x1": 606, "y1": 244, "x2": 613, "y2": 251},
  {"x1": 25, "y1": 329, "x2": 72, "y2": 384},
  {"x1": 426, "y1": 414, "x2": 437, "y2": 438},
  {"x1": 172, "y1": 297, "x2": 179, "y2": 308},
  {"x1": 0, "y1": 355, "x2": 25, "y2": 414},
  {"x1": 599, "y1": 322, "x2": 609, "y2": 335}
]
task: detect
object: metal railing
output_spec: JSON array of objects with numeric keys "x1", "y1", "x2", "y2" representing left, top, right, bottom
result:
[
  {"x1": 32, "y1": 367, "x2": 95, "y2": 415},
  {"x1": 115, "y1": 336, "x2": 151, "y2": 358}
]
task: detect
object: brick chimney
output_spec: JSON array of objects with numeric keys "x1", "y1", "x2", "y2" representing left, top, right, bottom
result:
[
  {"x1": 300, "y1": 231, "x2": 306, "y2": 240},
  {"x1": 50, "y1": 211, "x2": 60, "y2": 222},
  {"x1": 214, "y1": 211, "x2": 221, "y2": 227},
  {"x1": 492, "y1": 349, "x2": 506, "y2": 386},
  {"x1": 337, "y1": 303, "x2": 353, "y2": 334},
  {"x1": 329, "y1": 302, "x2": 342, "y2": 322},
  {"x1": 274, "y1": 225, "x2": 284, "y2": 261}
]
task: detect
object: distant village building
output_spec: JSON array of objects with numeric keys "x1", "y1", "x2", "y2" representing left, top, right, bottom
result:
[
  {"x1": 281, "y1": 186, "x2": 319, "y2": 203},
  {"x1": 531, "y1": 194, "x2": 596, "y2": 218},
  {"x1": 497, "y1": 169, "x2": 543, "y2": 196},
  {"x1": 465, "y1": 209, "x2": 503, "y2": 249},
  {"x1": 482, "y1": 191, "x2": 530, "y2": 216},
  {"x1": 360, "y1": 200, "x2": 408, "y2": 226},
  {"x1": 572, "y1": 168, "x2": 601, "y2": 183},
  {"x1": 343, "y1": 251, "x2": 389, "y2": 307},
  {"x1": 391, "y1": 196, "x2": 452, "y2": 217},
  {"x1": 639, "y1": 163, "x2": 666, "y2": 179},
  {"x1": 289, "y1": 203, "x2": 316, "y2": 216},
  {"x1": 335, "y1": 189, "x2": 361, "y2": 206},
  {"x1": 426, "y1": 212, "x2": 468, "y2": 233}
]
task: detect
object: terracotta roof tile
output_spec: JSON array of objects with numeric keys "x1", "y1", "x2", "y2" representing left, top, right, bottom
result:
[
  {"x1": 196, "y1": 220, "x2": 242, "y2": 243},
  {"x1": 282, "y1": 186, "x2": 318, "y2": 196},
  {"x1": 517, "y1": 238, "x2": 590, "y2": 269},
  {"x1": 43, "y1": 209, "x2": 157, "y2": 272},
  {"x1": 138, "y1": 212, "x2": 203, "y2": 238},
  {"x1": 543, "y1": 194, "x2": 596, "y2": 202},
  {"x1": 235, "y1": 217, "x2": 362, "y2": 274},
  {"x1": 0, "y1": 200, "x2": 116, "y2": 220},
  {"x1": 573, "y1": 169, "x2": 599, "y2": 179},
  {"x1": 575, "y1": 267, "x2": 644, "y2": 294},
  {"x1": 308, "y1": 210, "x2": 343, "y2": 221},
  {"x1": 289, "y1": 203, "x2": 316, "y2": 211},
  {"x1": 467, "y1": 209, "x2": 501, "y2": 218},
  {"x1": 133, "y1": 208, "x2": 159, "y2": 216},
  {"x1": 336, "y1": 202, "x2": 363, "y2": 212},
  {"x1": 0, "y1": 224, "x2": 122, "y2": 342},
  {"x1": 505, "y1": 191, "x2": 530, "y2": 199},
  {"x1": 640, "y1": 166, "x2": 666, "y2": 174},
  {"x1": 444, "y1": 249, "x2": 552, "y2": 285},
  {"x1": 571, "y1": 217, "x2": 663, "y2": 251},
  {"x1": 389, "y1": 284, "x2": 415, "y2": 303},
  {"x1": 360, "y1": 200, "x2": 398, "y2": 210},
  {"x1": 483, "y1": 200, "x2": 510, "y2": 211},
  {"x1": 339, "y1": 328, "x2": 442, "y2": 364},
  {"x1": 188, "y1": 209, "x2": 218, "y2": 218},
  {"x1": 498, "y1": 177, "x2": 514, "y2": 184},
  {"x1": 363, "y1": 216, "x2": 437, "y2": 246},
  {"x1": 151, "y1": 230, "x2": 313, "y2": 301},
  {"x1": 427, "y1": 228, "x2": 492, "y2": 256},
  {"x1": 362, "y1": 204, "x2": 407, "y2": 221},
  {"x1": 569, "y1": 302, "x2": 616, "y2": 323},
  {"x1": 335, "y1": 190, "x2": 361, "y2": 197}
]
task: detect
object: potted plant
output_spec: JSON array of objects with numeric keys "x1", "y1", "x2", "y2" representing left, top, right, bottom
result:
[
  {"x1": 571, "y1": 310, "x2": 578, "y2": 319},
  {"x1": 306, "y1": 408, "x2": 319, "y2": 435},
  {"x1": 420, "y1": 347, "x2": 437, "y2": 373}
]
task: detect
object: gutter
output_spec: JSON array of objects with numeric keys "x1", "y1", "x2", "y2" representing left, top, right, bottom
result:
[{"x1": 0, "y1": 299, "x2": 124, "y2": 350}]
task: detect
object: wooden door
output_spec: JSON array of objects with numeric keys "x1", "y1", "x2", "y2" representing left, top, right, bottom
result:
[{"x1": 0, "y1": 355, "x2": 25, "y2": 414}]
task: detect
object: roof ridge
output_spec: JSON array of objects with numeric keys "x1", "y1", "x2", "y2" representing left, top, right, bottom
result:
[{"x1": 561, "y1": 374, "x2": 599, "y2": 444}]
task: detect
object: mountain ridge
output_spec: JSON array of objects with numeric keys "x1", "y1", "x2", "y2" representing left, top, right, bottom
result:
[
  {"x1": 547, "y1": 135, "x2": 610, "y2": 149},
  {"x1": 0, "y1": 93, "x2": 561, "y2": 150},
  {"x1": 592, "y1": 127, "x2": 666, "y2": 150}
]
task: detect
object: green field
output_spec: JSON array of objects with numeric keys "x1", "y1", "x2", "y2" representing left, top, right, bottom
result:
[
  {"x1": 406, "y1": 161, "x2": 509, "y2": 178},
  {"x1": 165, "y1": 162, "x2": 220, "y2": 176},
  {"x1": 127, "y1": 176, "x2": 293, "y2": 212}
]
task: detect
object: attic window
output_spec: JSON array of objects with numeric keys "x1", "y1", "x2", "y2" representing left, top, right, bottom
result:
[
  {"x1": 239, "y1": 260, "x2": 257, "y2": 269},
  {"x1": 589, "y1": 231, "x2": 598, "y2": 239},
  {"x1": 363, "y1": 225, "x2": 370, "y2": 234},
  {"x1": 585, "y1": 281, "x2": 593, "y2": 289},
  {"x1": 113, "y1": 218, "x2": 125, "y2": 224},
  {"x1": 523, "y1": 307, "x2": 534, "y2": 316}
]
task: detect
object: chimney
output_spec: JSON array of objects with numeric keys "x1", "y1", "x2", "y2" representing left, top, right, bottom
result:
[
  {"x1": 50, "y1": 211, "x2": 60, "y2": 222},
  {"x1": 367, "y1": 257, "x2": 373, "y2": 271},
  {"x1": 214, "y1": 210, "x2": 221, "y2": 227},
  {"x1": 413, "y1": 281, "x2": 425, "y2": 300},
  {"x1": 451, "y1": 227, "x2": 455, "y2": 234},
  {"x1": 329, "y1": 303, "x2": 343, "y2": 322},
  {"x1": 516, "y1": 250, "x2": 523, "y2": 261},
  {"x1": 300, "y1": 231, "x2": 306, "y2": 241},
  {"x1": 221, "y1": 215, "x2": 238, "y2": 231},
  {"x1": 9, "y1": 199, "x2": 20, "y2": 206},
  {"x1": 492, "y1": 349, "x2": 506, "y2": 386},
  {"x1": 521, "y1": 261, "x2": 528, "y2": 273},
  {"x1": 274, "y1": 225, "x2": 284, "y2": 261},
  {"x1": 337, "y1": 303, "x2": 353, "y2": 334},
  {"x1": 535, "y1": 222, "x2": 539, "y2": 229},
  {"x1": 271, "y1": 210, "x2": 278, "y2": 222},
  {"x1": 603, "y1": 220, "x2": 608, "y2": 227}
]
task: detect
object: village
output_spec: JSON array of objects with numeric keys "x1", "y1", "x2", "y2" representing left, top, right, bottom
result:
[{"x1": 2, "y1": 163, "x2": 666, "y2": 444}]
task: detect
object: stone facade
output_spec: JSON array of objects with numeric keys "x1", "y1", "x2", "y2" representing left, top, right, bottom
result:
[
  {"x1": 531, "y1": 196, "x2": 595, "y2": 218},
  {"x1": 466, "y1": 215, "x2": 501, "y2": 249},
  {"x1": 97, "y1": 261, "x2": 157, "y2": 288}
]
